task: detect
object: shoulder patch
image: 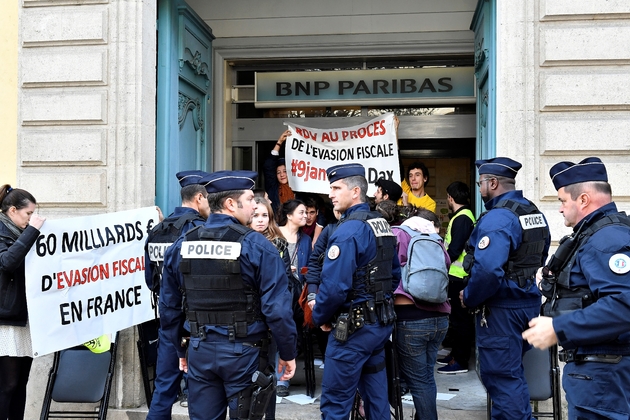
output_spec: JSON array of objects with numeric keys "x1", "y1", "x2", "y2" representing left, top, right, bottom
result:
[
  {"x1": 327, "y1": 245, "x2": 340, "y2": 260},
  {"x1": 519, "y1": 214, "x2": 547, "y2": 230},
  {"x1": 477, "y1": 236, "x2": 490, "y2": 250},
  {"x1": 366, "y1": 218, "x2": 395, "y2": 237},
  {"x1": 609, "y1": 253, "x2": 630, "y2": 274}
]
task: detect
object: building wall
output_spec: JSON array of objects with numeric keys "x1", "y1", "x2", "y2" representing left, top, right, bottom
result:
[
  {"x1": 19, "y1": 0, "x2": 157, "y2": 416},
  {"x1": 496, "y1": 0, "x2": 630, "y2": 239},
  {"x1": 0, "y1": 1, "x2": 19, "y2": 185}
]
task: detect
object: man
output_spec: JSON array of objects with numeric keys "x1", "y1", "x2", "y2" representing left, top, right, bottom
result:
[
  {"x1": 523, "y1": 157, "x2": 630, "y2": 419},
  {"x1": 374, "y1": 177, "x2": 403, "y2": 205},
  {"x1": 144, "y1": 170, "x2": 209, "y2": 419},
  {"x1": 399, "y1": 161, "x2": 437, "y2": 212},
  {"x1": 302, "y1": 195, "x2": 324, "y2": 245},
  {"x1": 460, "y1": 157, "x2": 550, "y2": 419},
  {"x1": 438, "y1": 181, "x2": 476, "y2": 375},
  {"x1": 159, "y1": 170, "x2": 297, "y2": 420},
  {"x1": 312, "y1": 163, "x2": 401, "y2": 420}
]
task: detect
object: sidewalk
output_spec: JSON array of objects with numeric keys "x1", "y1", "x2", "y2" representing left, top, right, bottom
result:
[{"x1": 111, "y1": 350, "x2": 489, "y2": 420}]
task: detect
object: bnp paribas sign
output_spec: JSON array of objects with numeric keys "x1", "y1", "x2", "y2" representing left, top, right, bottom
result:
[{"x1": 255, "y1": 67, "x2": 475, "y2": 108}]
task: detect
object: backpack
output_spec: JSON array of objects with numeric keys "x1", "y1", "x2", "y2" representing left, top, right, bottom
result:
[{"x1": 393, "y1": 225, "x2": 449, "y2": 304}]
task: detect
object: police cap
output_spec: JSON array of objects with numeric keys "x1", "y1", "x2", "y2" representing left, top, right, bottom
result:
[
  {"x1": 176, "y1": 170, "x2": 211, "y2": 188},
  {"x1": 201, "y1": 170, "x2": 258, "y2": 193},
  {"x1": 375, "y1": 178, "x2": 403, "y2": 202},
  {"x1": 326, "y1": 163, "x2": 365, "y2": 184},
  {"x1": 475, "y1": 157, "x2": 522, "y2": 179},
  {"x1": 549, "y1": 157, "x2": 608, "y2": 191}
]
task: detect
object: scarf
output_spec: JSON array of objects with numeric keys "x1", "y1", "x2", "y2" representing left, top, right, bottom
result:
[
  {"x1": 0, "y1": 211, "x2": 23, "y2": 240},
  {"x1": 278, "y1": 183, "x2": 295, "y2": 205}
]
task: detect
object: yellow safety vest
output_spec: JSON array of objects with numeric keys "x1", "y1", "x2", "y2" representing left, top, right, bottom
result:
[{"x1": 444, "y1": 208, "x2": 476, "y2": 279}]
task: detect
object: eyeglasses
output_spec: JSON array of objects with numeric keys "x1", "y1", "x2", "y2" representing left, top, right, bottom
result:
[{"x1": 476, "y1": 177, "x2": 495, "y2": 187}]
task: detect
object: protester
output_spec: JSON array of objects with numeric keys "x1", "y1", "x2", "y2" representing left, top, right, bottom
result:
[
  {"x1": 438, "y1": 181, "x2": 476, "y2": 374},
  {"x1": 300, "y1": 196, "x2": 325, "y2": 246},
  {"x1": 399, "y1": 162, "x2": 436, "y2": 213},
  {"x1": 263, "y1": 130, "x2": 295, "y2": 212},
  {"x1": 392, "y1": 210, "x2": 450, "y2": 420},
  {"x1": 277, "y1": 199, "x2": 312, "y2": 283},
  {"x1": 312, "y1": 163, "x2": 400, "y2": 419},
  {"x1": 460, "y1": 158, "x2": 550, "y2": 419},
  {"x1": 523, "y1": 157, "x2": 630, "y2": 418},
  {"x1": 159, "y1": 170, "x2": 297, "y2": 420},
  {"x1": 144, "y1": 170, "x2": 209, "y2": 417},
  {"x1": 248, "y1": 196, "x2": 292, "y2": 419},
  {"x1": 0, "y1": 184, "x2": 46, "y2": 420}
]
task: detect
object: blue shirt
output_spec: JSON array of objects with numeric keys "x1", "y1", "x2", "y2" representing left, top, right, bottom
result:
[
  {"x1": 160, "y1": 213, "x2": 298, "y2": 361},
  {"x1": 312, "y1": 203, "x2": 401, "y2": 326},
  {"x1": 463, "y1": 190, "x2": 550, "y2": 309},
  {"x1": 553, "y1": 202, "x2": 630, "y2": 352}
]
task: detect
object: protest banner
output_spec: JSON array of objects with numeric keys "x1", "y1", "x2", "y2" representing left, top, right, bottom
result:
[
  {"x1": 284, "y1": 113, "x2": 400, "y2": 196},
  {"x1": 25, "y1": 207, "x2": 159, "y2": 357}
]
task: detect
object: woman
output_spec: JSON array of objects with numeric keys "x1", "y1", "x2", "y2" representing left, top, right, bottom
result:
[
  {"x1": 275, "y1": 199, "x2": 311, "y2": 397},
  {"x1": 248, "y1": 197, "x2": 293, "y2": 418},
  {"x1": 392, "y1": 210, "x2": 450, "y2": 420},
  {"x1": 0, "y1": 184, "x2": 46, "y2": 420},
  {"x1": 263, "y1": 130, "x2": 295, "y2": 212},
  {"x1": 277, "y1": 199, "x2": 311, "y2": 283}
]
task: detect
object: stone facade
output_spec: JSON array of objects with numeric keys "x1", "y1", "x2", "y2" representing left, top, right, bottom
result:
[{"x1": 19, "y1": 0, "x2": 157, "y2": 417}]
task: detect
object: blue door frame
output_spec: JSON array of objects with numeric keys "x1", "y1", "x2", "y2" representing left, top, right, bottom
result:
[
  {"x1": 471, "y1": 0, "x2": 496, "y2": 215},
  {"x1": 155, "y1": 0, "x2": 214, "y2": 214}
]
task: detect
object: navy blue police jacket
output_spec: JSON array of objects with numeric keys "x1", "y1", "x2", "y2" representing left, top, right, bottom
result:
[
  {"x1": 143, "y1": 207, "x2": 205, "y2": 291},
  {"x1": 312, "y1": 203, "x2": 401, "y2": 326},
  {"x1": 160, "y1": 213, "x2": 298, "y2": 362},
  {"x1": 552, "y1": 202, "x2": 630, "y2": 354},
  {"x1": 463, "y1": 190, "x2": 550, "y2": 309}
]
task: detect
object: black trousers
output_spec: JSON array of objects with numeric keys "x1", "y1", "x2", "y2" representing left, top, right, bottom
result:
[
  {"x1": 0, "y1": 355, "x2": 33, "y2": 420},
  {"x1": 446, "y1": 276, "x2": 475, "y2": 368}
]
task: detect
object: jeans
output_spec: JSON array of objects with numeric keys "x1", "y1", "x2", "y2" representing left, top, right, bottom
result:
[{"x1": 395, "y1": 316, "x2": 448, "y2": 420}]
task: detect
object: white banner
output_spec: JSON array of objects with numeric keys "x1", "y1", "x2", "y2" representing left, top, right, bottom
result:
[
  {"x1": 25, "y1": 207, "x2": 159, "y2": 357},
  {"x1": 284, "y1": 113, "x2": 400, "y2": 196}
]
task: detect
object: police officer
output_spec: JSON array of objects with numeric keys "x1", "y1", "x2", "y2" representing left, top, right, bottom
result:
[
  {"x1": 438, "y1": 181, "x2": 476, "y2": 374},
  {"x1": 459, "y1": 157, "x2": 550, "y2": 419},
  {"x1": 160, "y1": 170, "x2": 297, "y2": 420},
  {"x1": 144, "y1": 170, "x2": 210, "y2": 419},
  {"x1": 374, "y1": 177, "x2": 403, "y2": 205},
  {"x1": 523, "y1": 157, "x2": 630, "y2": 419},
  {"x1": 312, "y1": 163, "x2": 401, "y2": 420}
]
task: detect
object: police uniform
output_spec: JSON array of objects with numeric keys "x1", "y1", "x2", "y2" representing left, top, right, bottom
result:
[
  {"x1": 145, "y1": 170, "x2": 208, "y2": 420},
  {"x1": 312, "y1": 164, "x2": 401, "y2": 420},
  {"x1": 159, "y1": 171, "x2": 297, "y2": 420},
  {"x1": 462, "y1": 158, "x2": 550, "y2": 419},
  {"x1": 542, "y1": 158, "x2": 630, "y2": 419}
]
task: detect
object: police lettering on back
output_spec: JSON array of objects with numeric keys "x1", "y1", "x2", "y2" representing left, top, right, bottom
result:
[{"x1": 180, "y1": 241, "x2": 241, "y2": 259}]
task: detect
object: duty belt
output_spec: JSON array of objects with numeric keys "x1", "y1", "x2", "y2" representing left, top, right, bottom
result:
[{"x1": 559, "y1": 349, "x2": 622, "y2": 364}]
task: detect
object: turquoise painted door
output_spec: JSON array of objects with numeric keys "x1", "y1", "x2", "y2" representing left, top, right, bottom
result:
[
  {"x1": 156, "y1": 0, "x2": 214, "y2": 213},
  {"x1": 471, "y1": 0, "x2": 496, "y2": 214}
]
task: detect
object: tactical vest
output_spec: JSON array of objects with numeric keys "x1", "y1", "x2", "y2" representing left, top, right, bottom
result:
[
  {"x1": 145, "y1": 212, "x2": 204, "y2": 294},
  {"x1": 541, "y1": 212, "x2": 630, "y2": 317},
  {"x1": 444, "y1": 208, "x2": 476, "y2": 279},
  {"x1": 462, "y1": 199, "x2": 548, "y2": 288},
  {"x1": 343, "y1": 211, "x2": 397, "y2": 303},
  {"x1": 179, "y1": 223, "x2": 263, "y2": 341}
]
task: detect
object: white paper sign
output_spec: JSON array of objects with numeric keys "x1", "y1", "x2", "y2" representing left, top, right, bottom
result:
[
  {"x1": 284, "y1": 113, "x2": 400, "y2": 196},
  {"x1": 25, "y1": 207, "x2": 160, "y2": 357}
]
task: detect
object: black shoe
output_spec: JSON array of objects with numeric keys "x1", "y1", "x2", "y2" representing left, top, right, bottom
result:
[
  {"x1": 179, "y1": 393, "x2": 188, "y2": 407},
  {"x1": 276, "y1": 385, "x2": 290, "y2": 397}
]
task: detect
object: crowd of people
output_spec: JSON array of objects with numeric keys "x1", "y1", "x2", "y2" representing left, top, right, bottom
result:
[{"x1": 1, "y1": 126, "x2": 630, "y2": 420}]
